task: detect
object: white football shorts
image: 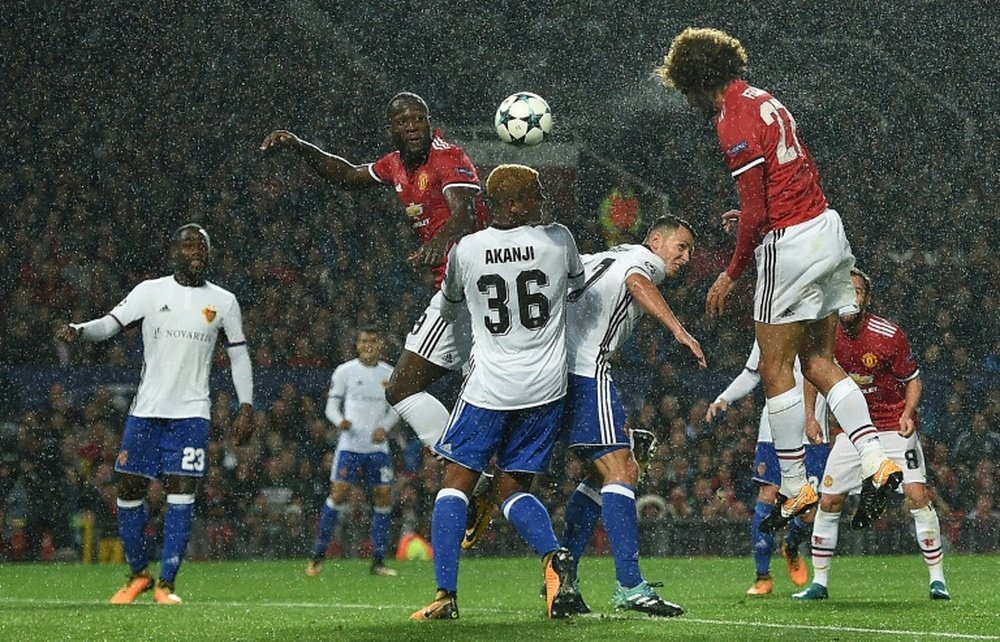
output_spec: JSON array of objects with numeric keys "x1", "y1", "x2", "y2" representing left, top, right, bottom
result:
[
  {"x1": 820, "y1": 430, "x2": 927, "y2": 496},
  {"x1": 404, "y1": 290, "x2": 472, "y2": 371},
  {"x1": 753, "y1": 208, "x2": 857, "y2": 324}
]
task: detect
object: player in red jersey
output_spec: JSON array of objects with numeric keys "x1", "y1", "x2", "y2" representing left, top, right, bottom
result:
[
  {"x1": 260, "y1": 92, "x2": 489, "y2": 448},
  {"x1": 655, "y1": 28, "x2": 901, "y2": 531},
  {"x1": 793, "y1": 268, "x2": 950, "y2": 601}
]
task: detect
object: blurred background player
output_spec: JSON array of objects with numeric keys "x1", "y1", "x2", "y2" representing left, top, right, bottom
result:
[
  {"x1": 55, "y1": 224, "x2": 253, "y2": 605},
  {"x1": 307, "y1": 327, "x2": 400, "y2": 578},
  {"x1": 410, "y1": 164, "x2": 584, "y2": 621},
  {"x1": 706, "y1": 340, "x2": 829, "y2": 595},
  {"x1": 794, "y1": 269, "x2": 949, "y2": 601},
  {"x1": 556, "y1": 215, "x2": 703, "y2": 617},
  {"x1": 655, "y1": 28, "x2": 901, "y2": 530},
  {"x1": 261, "y1": 92, "x2": 488, "y2": 450}
]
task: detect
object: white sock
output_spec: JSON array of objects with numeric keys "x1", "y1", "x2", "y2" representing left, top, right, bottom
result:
[
  {"x1": 767, "y1": 387, "x2": 807, "y2": 495},
  {"x1": 826, "y1": 377, "x2": 885, "y2": 477},
  {"x1": 392, "y1": 392, "x2": 451, "y2": 447},
  {"x1": 911, "y1": 505, "x2": 946, "y2": 584},
  {"x1": 810, "y1": 509, "x2": 840, "y2": 587}
]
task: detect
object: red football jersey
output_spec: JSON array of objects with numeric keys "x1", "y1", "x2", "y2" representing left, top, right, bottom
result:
[
  {"x1": 369, "y1": 133, "x2": 490, "y2": 285},
  {"x1": 716, "y1": 80, "x2": 828, "y2": 232},
  {"x1": 834, "y1": 313, "x2": 920, "y2": 432}
]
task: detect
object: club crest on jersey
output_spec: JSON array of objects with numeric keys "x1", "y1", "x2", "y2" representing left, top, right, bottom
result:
[
  {"x1": 861, "y1": 352, "x2": 878, "y2": 368},
  {"x1": 117, "y1": 450, "x2": 129, "y2": 466},
  {"x1": 405, "y1": 203, "x2": 424, "y2": 219},
  {"x1": 757, "y1": 462, "x2": 766, "y2": 476},
  {"x1": 417, "y1": 173, "x2": 429, "y2": 191},
  {"x1": 202, "y1": 306, "x2": 217, "y2": 323},
  {"x1": 823, "y1": 474, "x2": 833, "y2": 488}
]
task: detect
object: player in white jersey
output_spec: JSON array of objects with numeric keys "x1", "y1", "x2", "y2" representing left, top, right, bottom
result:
[
  {"x1": 705, "y1": 340, "x2": 829, "y2": 595},
  {"x1": 557, "y1": 216, "x2": 703, "y2": 617},
  {"x1": 56, "y1": 224, "x2": 253, "y2": 605},
  {"x1": 410, "y1": 164, "x2": 584, "y2": 621},
  {"x1": 305, "y1": 327, "x2": 401, "y2": 578}
]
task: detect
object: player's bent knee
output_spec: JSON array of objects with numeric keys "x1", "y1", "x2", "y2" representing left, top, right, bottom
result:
[{"x1": 820, "y1": 493, "x2": 845, "y2": 513}]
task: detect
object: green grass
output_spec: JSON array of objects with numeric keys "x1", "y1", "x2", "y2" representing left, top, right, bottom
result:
[{"x1": 1, "y1": 555, "x2": 997, "y2": 641}]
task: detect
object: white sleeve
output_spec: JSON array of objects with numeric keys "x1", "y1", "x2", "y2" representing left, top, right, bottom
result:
[
  {"x1": 564, "y1": 227, "x2": 585, "y2": 291},
  {"x1": 378, "y1": 405, "x2": 401, "y2": 431},
  {"x1": 71, "y1": 316, "x2": 122, "y2": 342},
  {"x1": 221, "y1": 295, "x2": 248, "y2": 347},
  {"x1": 439, "y1": 245, "x2": 465, "y2": 322},
  {"x1": 324, "y1": 368, "x2": 346, "y2": 425},
  {"x1": 717, "y1": 367, "x2": 761, "y2": 404},
  {"x1": 107, "y1": 281, "x2": 149, "y2": 328},
  {"x1": 226, "y1": 344, "x2": 254, "y2": 407}
]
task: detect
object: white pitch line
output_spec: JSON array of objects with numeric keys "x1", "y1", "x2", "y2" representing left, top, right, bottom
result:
[{"x1": 1, "y1": 598, "x2": 996, "y2": 640}]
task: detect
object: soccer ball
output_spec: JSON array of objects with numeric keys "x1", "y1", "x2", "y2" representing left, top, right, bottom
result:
[{"x1": 494, "y1": 92, "x2": 553, "y2": 146}]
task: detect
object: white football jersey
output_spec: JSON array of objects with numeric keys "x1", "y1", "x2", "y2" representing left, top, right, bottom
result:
[
  {"x1": 442, "y1": 223, "x2": 584, "y2": 409},
  {"x1": 566, "y1": 244, "x2": 666, "y2": 377},
  {"x1": 326, "y1": 359, "x2": 398, "y2": 454},
  {"x1": 109, "y1": 276, "x2": 246, "y2": 419}
]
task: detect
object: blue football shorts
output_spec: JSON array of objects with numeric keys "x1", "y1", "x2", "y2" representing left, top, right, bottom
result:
[
  {"x1": 330, "y1": 449, "x2": 394, "y2": 487},
  {"x1": 115, "y1": 415, "x2": 211, "y2": 479},
  {"x1": 561, "y1": 373, "x2": 629, "y2": 460},
  {"x1": 753, "y1": 441, "x2": 830, "y2": 491}
]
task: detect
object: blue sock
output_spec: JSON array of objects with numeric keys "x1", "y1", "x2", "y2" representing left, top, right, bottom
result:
[
  {"x1": 785, "y1": 515, "x2": 810, "y2": 552},
  {"x1": 116, "y1": 498, "x2": 148, "y2": 574},
  {"x1": 371, "y1": 506, "x2": 391, "y2": 561},
  {"x1": 752, "y1": 501, "x2": 775, "y2": 576},
  {"x1": 561, "y1": 482, "x2": 603, "y2": 574},
  {"x1": 160, "y1": 495, "x2": 195, "y2": 583},
  {"x1": 502, "y1": 492, "x2": 559, "y2": 557},
  {"x1": 313, "y1": 498, "x2": 341, "y2": 558},
  {"x1": 431, "y1": 489, "x2": 468, "y2": 593},
  {"x1": 601, "y1": 484, "x2": 642, "y2": 588}
]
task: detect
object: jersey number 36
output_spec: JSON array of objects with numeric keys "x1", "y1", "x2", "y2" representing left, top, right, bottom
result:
[{"x1": 477, "y1": 269, "x2": 550, "y2": 335}]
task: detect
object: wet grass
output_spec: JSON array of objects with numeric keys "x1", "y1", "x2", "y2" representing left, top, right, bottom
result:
[{"x1": 0, "y1": 554, "x2": 996, "y2": 641}]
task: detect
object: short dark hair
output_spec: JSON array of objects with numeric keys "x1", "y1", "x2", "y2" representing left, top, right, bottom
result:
[
  {"x1": 172, "y1": 223, "x2": 211, "y2": 251},
  {"x1": 850, "y1": 267, "x2": 873, "y2": 297},
  {"x1": 356, "y1": 325, "x2": 382, "y2": 339},
  {"x1": 645, "y1": 215, "x2": 694, "y2": 241},
  {"x1": 386, "y1": 92, "x2": 429, "y2": 122}
]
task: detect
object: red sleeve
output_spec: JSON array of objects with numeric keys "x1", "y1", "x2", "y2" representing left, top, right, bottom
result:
[
  {"x1": 891, "y1": 329, "x2": 919, "y2": 380},
  {"x1": 437, "y1": 147, "x2": 481, "y2": 189},
  {"x1": 726, "y1": 164, "x2": 768, "y2": 280},
  {"x1": 370, "y1": 152, "x2": 396, "y2": 184}
]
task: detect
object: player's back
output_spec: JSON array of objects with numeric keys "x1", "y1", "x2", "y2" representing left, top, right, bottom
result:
[
  {"x1": 566, "y1": 244, "x2": 665, "y2": 376},
  {"x1": 449, "y1": 223, "x2": 581, "y2": 410},
  {"x1": 716, "y1": 79, "x2": 827, "y2": 231}
]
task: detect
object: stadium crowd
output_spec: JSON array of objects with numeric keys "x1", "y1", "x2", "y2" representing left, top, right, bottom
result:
[{"x1": 2, "y1": 1, "x2": 998, "y2": 563}]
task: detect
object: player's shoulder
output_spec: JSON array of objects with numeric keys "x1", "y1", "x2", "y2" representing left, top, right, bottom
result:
[
  {"x1": 377, "y1": 360, "x2": 394, "y2": 373},
  {"x1": 535, "y1": 222, "x2": 576, "y2": 243},
  {"x1": 203, "y1": 280, "x2": 239, "y2": 303},
  {"x1": 864, "y1": 313, "x2": 903, "y2": 339}
]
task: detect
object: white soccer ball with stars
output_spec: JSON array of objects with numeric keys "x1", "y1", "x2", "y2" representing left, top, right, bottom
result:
[{"x1": 494, "y1": 92, "x2": 553, "y2": 146}]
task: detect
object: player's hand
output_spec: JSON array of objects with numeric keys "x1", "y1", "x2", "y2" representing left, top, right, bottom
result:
[
  {"x1": 408, "y1": 235, "x2": 449, "y2": 268},
  {"x1": 372, "y1": 427, "x2": 388, "y2": 443},
  {"x1": 674, "y1": 330, "x2": 707, "y2": 369},
  {"x1": 706, "y1": 271, "x2": 735, "y2": 318},
  {"x1": 898, "y1": 413, "x2": 917, "y2": 438},
  {"x1": 231, "y1": 403, "x2": 254, "y2": 446},
  {"x1": 806, "y1": 416, "x2": 824, "y2": 444},
  {"x1": 259, "y1": 130, "x2": 301, "y2": 151},
  {"x1": 721, "y1": 209, "x2": 740, "y2": 234},
  {"x1": 55, "y1": 324, "x2": 80, "y2": 343},
  {"x1": 705, "y1": 398, "x2": 728, "y2": 423},
  {"x1": 339, "y1": 419, "x2": 353, "y2": 431}
]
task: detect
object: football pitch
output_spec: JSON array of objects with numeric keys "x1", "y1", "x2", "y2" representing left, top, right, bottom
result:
[{"x1": 1, "y1": 555, "x2": 997, "y2": 641}]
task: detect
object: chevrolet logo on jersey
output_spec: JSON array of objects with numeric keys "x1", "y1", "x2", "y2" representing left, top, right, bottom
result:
[
  {"x1": 202, "y1": 306, "x2": 217, "y2": 323},
  {"x1": 849, "y1": 372, "x2": 875, "y2": 386},
  {"x1": 405, "y1": 203, "x2": 424, "y2": 219}
]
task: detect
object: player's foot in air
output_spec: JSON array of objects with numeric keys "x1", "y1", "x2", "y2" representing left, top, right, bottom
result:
[
  {"x1": 792, "y1": 583, "x2": 828, "y2": 601},
  {"x1": 370, "y1": 557, "x2": 399, "y2": 577},
  {"x1": 543, "y1": 547, "x2": 580, "y2": 619},
  {"x1": 305, "y1": 555, "x2": 324, "y2": 577},
  {"x1": 613, "y1": 581, "x2": 684, "y2": 617},
  {"x1": 745, "y1": 573, "x2": 773, "y2": 596},
  {"x1": 929, "y1": 581, "x2": 951, "y2": 600},
  {"x1": 410, "y1": 589, "x2": 459, "y2": 621},
  {"x1": 109, "y1": 570, "x2": 153, "y2": 604},
  {"x1": 760, "y1": 484, "x2": 818, "y2": 533},
  {"x1": 782, "y1": 543, "x2": 808, "y2": 587},
  {"x1": 461, "y1": 472, "x2": 496, "y2": 550},
  {"x1": 853, "y1": 459, "x2": 903, "y2": 529},
  {"x1": 539, "y1": 579, "x2": 591, "y2": 614},
  {"x1": 153, "y1": 579, "x2": 182, "y2": 605}
]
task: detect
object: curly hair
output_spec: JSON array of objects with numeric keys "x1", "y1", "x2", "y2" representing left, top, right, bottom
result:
[
  {"x1": 486, "y1": 164, "x2": 539, "y2": 203},
  {"x1": 654, "y1": 27, "x2": 748, "y2": 94}
]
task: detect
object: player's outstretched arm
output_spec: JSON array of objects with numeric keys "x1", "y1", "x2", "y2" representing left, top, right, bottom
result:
[
  {"x1": 259, "y1": 130, "x2": 376, "y2": 190},
  {"x1": 625, "y1": 273, "x2": 706, "y2": 368},
  {"x1": 55, "y1": 316, "x2": 122, "y2": 344}
]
